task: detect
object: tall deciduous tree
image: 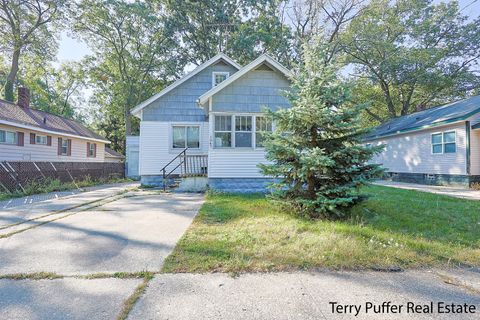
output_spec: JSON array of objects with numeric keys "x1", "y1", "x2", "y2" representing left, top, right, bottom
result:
[
  {"x1": 72, "y1": 0, "x2": 182, "y2": 152},
  {"x1": 260, "y1": 40, "x2": 382, "y2": 219},
  {"x1": 342, "y1": 0, "x2": 480, "y2": 123},
  {"x1": 0, "y1": 0, "x2": 66, "y2": 101},
  {"x1": 166, "y1": 0, "x2": 294, "y2": 66}
]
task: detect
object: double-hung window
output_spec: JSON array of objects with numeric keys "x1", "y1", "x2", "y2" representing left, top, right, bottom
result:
[
  {"x1": 432, "y1": 131, "x2": 456, "y2": 154},
  {"x1": 214, "y1": 116, "x2": 232, "y2": 147},
  {"x1": 0, "y1": 130, "x2": 17, "y2": 144},
  {"x1": 35, "y1": 135, "x2": 47, "y2": 145},
  {"x1": 172, "y1": 126, "x2": 200, "y2": 149},
  {"x1": 61, "y1": 139, "x2": 69, "y2": 155},
  {"x1": 255, "y1": 117, "x2": 273, "y2": 148},
  {"x1": 235, "y1": 116, "x2": 252, "y2": 147}
]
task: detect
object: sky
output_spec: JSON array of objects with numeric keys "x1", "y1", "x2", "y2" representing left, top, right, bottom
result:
[{"x1": 56, "y1": 0, "x2": 480, "y2": 64}]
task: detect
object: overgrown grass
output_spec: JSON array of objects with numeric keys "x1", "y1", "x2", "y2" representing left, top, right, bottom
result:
[
  {"x1": 0, "y1": 176, "x2": 133, "y2": 201},
  {"x1": 162, "y1": 185, "x2": 480, "y2": 273}
]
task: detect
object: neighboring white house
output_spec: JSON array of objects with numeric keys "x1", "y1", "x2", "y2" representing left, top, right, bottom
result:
[
  {"x1": 130, "y1": 53, "x2": 292, "y2": 192},
  {"x1": 0, "y1": 88, "x2": 111, "y2": 163},
  {"x1": 364, "y1": 95, "x2": 480, "y2": 187}
]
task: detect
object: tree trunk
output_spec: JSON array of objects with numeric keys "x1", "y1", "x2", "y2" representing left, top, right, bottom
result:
[{"x1": 4, "y1": 47, "x2": 21, "y2": 102}]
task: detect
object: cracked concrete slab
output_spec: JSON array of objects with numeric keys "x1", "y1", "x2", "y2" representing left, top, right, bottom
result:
[
  {"x1": 0, "y1": 278, "x2": 141, "y2": 320},
  {"x1": 129, "y1": 271, "x2": 480, "y2": 320},
  {"x1": 0, "y1": 193, "x2": 204, "y2": 275}
]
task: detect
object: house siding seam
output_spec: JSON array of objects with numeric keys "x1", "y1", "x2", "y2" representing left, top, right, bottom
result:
[
  {"x1": 368, "y1": 122, "x2": 467, "y2": 175},
  {"x1": 0, "y1": 124, "x2": 105, "y2": 162},
  {"x1": 211, "y1": 68, "x2": 291, "y2": 113},
  {"x1": 138, "y1": 121, "x2": 209, "y2": 175},
  {"x1": 142, "y1": 61, "x2": 238, "y2": 122}
]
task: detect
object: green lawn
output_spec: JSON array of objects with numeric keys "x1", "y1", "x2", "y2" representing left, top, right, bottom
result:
[{"x1": 162, "y1": 185, "x2": 480, "y2": 273}]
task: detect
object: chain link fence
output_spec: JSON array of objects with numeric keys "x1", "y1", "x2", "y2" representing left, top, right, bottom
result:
[{"x1": 0, "y1": 161, "x2": 124, "y2": 192}]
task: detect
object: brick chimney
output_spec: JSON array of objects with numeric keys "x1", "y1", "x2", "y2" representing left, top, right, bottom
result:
[{"x1": 17, "y1": 87, "x2": 30, "y2": 108}]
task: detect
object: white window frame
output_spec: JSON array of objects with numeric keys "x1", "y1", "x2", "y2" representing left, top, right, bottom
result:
[
  {"x1": 0, "y1": 129, "x2": 18, "y2": 145},
  {"x1": 35, "y1": 134, "x2": 48, "y2": 145},
  {"x1": 213, "y1": 115, "x2": 233, "y2": 148},
  {"x1": 255, "y1": 116, "x2": 274, "y2": 148},
  {"x1": 171, "y1": 124, "x2": 201, "y2": 150},
  {"x1": 234, "y1": 115, "x2": 253, "y2": 148},
  {"x1": 212, "y1": 72, "x2": 230, "y2": 87},
  {"x1": 431, "y1": 130, "x2": 456, "y2": 155},
  {"x1": 88, "y1": 143, "x2": 96, "y2": 157},
  {"x1": 212, "y1": 113, "x2": 276, "y2": 149},
  {"x1": 61, "y1": 139, "x2": 69, "y2": 156}
]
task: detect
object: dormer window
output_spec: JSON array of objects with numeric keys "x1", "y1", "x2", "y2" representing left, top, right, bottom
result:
[{"x1": 212, "y1": 72, "x2": 229, "y2": 87}]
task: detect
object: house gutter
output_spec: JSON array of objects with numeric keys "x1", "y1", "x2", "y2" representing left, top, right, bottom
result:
[
  {"x1": 365, "y1": 106, "x2": 480, "y2": 141},
  {"x1": 0, "y1": 119, "x2": 110, "y2": 144}
]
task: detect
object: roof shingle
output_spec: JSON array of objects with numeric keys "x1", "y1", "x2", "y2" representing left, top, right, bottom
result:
[
  {"x1": 0, "y1": 99, "x2": 108, "y2": 142},
  {"x1": 366, "y1": 95, "x2": 480, "y2": 139}
]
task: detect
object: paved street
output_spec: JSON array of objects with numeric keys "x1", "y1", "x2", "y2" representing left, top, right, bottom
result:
[{"x1": 0, "y1": 185, "x2": 478, "y2": 320}]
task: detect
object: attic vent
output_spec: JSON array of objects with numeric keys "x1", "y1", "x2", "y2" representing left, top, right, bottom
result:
[{"x1": 43, "y1": 117, "x2": 47, "y2": 124}]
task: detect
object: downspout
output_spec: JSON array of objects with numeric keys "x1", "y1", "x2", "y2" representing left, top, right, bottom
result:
[{"x1": 466, "y1": 121, "x2": 471, "y2": 176}]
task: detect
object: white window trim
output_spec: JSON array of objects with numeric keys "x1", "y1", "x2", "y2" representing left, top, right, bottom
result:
[
  {"x1": 212, "y1": 113, "x2": 275, "y2": 150},
  {"x1": 431, "y1": 130, "x2": 456, "y2": 155},
  {"x1": 255, "y1": 116, "x2": 274, "y2": 149},
  {"x1": 170, "y1": 124, "x2": 202, "y2": 151},
  {"x1": 0, "y1": 129, "x2": 18, "y2": 145},
  {"x1": 88, "y1": 143, "x2": 96, "y2": 157},
  {"x1": 212, "y1": 72, "x2": 230, "y2": 87},
  {"x1": 61, "y1": 139, "x2": 69, "y2": 156},
  {"x1": 36, "y1": 134, "x2": 48, "y2": 145}
]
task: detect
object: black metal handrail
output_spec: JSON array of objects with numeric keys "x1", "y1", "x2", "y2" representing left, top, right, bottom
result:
[
  {"x1": 161, "y1": 148, "x2": 188, "y2": 191},
  {"x1": 160, "y1": 148, "x2": 208, "y2": 191}
]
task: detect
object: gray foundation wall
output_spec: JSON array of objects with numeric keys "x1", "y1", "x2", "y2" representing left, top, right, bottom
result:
[{"x1": 384, "y1": 172, "x2": 480, "y2": 188}]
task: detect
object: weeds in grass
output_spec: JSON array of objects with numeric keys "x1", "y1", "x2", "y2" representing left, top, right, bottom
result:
[
  {"x1": 0, "y1": 272, "x2": 63, "y2": 280},
  {"x1": 116, "y1": 273, "x2": 154, "y2": 320},
  {"x1": 0, "y1": 177, "x2": 133, "y2": 201}
]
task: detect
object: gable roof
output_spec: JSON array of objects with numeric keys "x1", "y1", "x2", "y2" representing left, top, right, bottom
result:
[
  {"x1": 105, "y1": 146, "x2": 125, "y2": 159},
  {"x1": 197, "y1": 54, "x2": 293, "y2": 106},
  {"x1": 131, "y1": 53, "x2": 241, "y2": 117},
  {"x1": 0, "y1": 99, "x2": 109, "y2": 143},
  {"x1": 365, "y1": 95, "x2": 480, "y2": 140}
]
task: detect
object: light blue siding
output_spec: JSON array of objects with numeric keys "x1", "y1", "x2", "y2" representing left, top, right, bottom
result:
[
  {"x1": 211, "y1": 64, "x2": 291, "y2": 113},
  {"x1": 142, "y1": 61, "x2": 238, "y2": 121}
]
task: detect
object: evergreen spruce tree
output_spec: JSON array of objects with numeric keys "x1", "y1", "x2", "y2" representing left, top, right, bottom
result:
[{"x1": 260, "y1": 41, "x2": 383, "y2": 219}]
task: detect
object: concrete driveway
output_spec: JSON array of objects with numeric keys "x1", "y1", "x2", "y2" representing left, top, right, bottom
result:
[
  {"x1": 0, "y1": 186, "x2": 479, "y2": 320},
  {"x1": 0, "y1": 189, "x2": 204, "y2": 319}
]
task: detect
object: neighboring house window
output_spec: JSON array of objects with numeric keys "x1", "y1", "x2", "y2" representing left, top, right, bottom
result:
[
  {"x1": 87, "y1": 142, "x2": 97, "y2": 157},
  {"x1": 432, "y1": 131, "x2": 456, "y2": 154},
  {"x1": 35, "y1": 135, "x2": 47, "y2": 145},
  {"x1": 212, "y1": 72, "x2": 229, "y2": 87},
  {"x1": 0, "y1": 130, "x2": 18, "y2": 145},
  {"x1": 235, "y1": 116, "x2": 253, "y2": 147},
  {"x1": 255, "y1": 116, "x2": 273, "y2": 148},
  {"x1": 58, "y1": 138, "x2": 71, "y2": 156},
  {"x1": 172, "y1": 126, "x2": 200, "y2": 149},
  {"x1": 214, "y1": 115, "x2": 232, "y2": 147}
]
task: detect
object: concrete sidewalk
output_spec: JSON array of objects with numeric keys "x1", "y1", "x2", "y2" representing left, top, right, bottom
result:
[
  {"x1": 374, "y1": 180, "x2": 480, "y2": 201},
  {"x1": 130, "y1": 270, "x2": 480, "y2": 320}
]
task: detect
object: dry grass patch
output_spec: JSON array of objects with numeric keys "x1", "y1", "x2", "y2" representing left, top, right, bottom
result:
[{"x1": 162, "y1": 185, "x2": 480, "y2": 273}]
